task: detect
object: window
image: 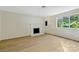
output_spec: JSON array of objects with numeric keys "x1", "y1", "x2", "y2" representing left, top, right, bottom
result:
[
  {"x1": 70, "y1": 14, "x2": 79, "y2": 28},
  {"x1": 57, "y1": 14, "x2": 79, "y2": 28}
]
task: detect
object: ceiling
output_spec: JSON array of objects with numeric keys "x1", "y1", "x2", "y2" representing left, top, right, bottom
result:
[{"x1": 0, "y1": 6, "x2": 79, "y2": 17}]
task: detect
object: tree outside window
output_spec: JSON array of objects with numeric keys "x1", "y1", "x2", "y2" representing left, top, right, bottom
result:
[{"x1": 57, "y1": 14, "x2": 79, "y2": 28}]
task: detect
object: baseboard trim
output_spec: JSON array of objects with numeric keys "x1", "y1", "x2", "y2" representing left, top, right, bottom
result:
[
  {"x1": 1, "y1": 33, "x2": 79, "y2": 42},
  {"x1": 46, "y1": 33, "x2": 79, "y2": 42},
  {"x1": 0, "y1": 34, "x2": 45, "y2": 41},
  {"x1": 0, "y1": 35, "x2": 31, "y2": 42}
]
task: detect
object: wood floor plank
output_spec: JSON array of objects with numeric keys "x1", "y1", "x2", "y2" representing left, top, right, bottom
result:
[{"x1": 0, "y1": 34, "x2": 79, "y2": 52}]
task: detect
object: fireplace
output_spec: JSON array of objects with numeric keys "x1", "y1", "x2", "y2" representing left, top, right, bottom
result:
[
  {"x1": 33, "y1": 28, "x2": 40, "y2": 34},
  {"x1": 30, "y1": 24, "x2": 44, "y2": 36}
]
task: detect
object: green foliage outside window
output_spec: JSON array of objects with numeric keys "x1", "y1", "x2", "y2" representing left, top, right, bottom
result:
[
  {"x1": 57, "y1": 14, "x2": 79, "y2": 28},
  {"x1": 70, "y1": 15, "x2": 79, "y2": 28}
]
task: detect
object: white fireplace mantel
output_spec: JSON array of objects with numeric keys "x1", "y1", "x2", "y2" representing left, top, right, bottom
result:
[{"x1": 30, "y1": 24, "x2": 44, "y2": 36}]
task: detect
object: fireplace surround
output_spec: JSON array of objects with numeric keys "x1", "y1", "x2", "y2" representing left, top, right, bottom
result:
[{"x1": 30, "y1": 24, "x2": 44, "y2": 36}]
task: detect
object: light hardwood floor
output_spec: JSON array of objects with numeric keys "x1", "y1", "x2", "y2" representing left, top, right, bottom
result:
[{"x1": 0, "y1": 34, "x2": 79, "y2": 52}]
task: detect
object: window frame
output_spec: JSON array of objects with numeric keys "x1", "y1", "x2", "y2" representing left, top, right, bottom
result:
[{"x1": 56, "y1": 14, "x2": 79, "y2": 29}]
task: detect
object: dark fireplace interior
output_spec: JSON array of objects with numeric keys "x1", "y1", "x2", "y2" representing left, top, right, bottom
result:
[{"x1": 33, "y1": 28, "x2": 40, "y2": 34}]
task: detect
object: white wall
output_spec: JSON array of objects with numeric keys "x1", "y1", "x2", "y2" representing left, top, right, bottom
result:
[
  {"x1": 0, "y1": 11, "x2": 2, "y2": 39},
  {"x1": 46, "y1": 8, "x2": 79, "y2": 41},
  {"x1": 1, "y1": 11, "x2": 44, "y2": 40}
]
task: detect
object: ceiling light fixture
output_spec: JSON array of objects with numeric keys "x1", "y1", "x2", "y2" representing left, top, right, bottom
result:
[{"x1": 42, "y1": 6, "x2": 46, "y2": 8}]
